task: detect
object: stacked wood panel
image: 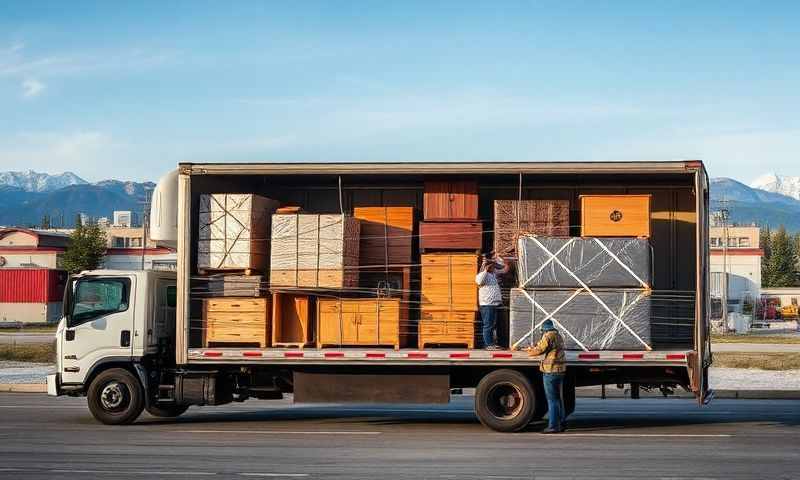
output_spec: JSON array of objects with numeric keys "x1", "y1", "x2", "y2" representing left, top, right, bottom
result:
[
  {"x1": 269, "y1": 214, "x2": 360, "y2": 289},
  {"x1": 493, "y1": 200, "x2": 570, "y2": 256},
  {"x1": 419, "y1": 221, "x2": 482, "y2": 252},
  {"x1": 418, "y1": 253, "x2": 478, "y2": 348},
  {"x1": 316, "y1": 298, "x2": 406, "y2": 349},
  {"x1": 202, "y1": 297, "x2": 270, "y2": 347},
  {"x1": 197, "y1": 194, "x2": 280, "y2": 273},
  {"x1": 353, "y1": 207, "x2": 413, "y2": 267}
]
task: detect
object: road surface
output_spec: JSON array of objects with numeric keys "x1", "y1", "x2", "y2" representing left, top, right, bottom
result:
[
  {"x1": 0, "y1": 393, "x2": 798, "y2": 479},
  {"x1": 0, "y1": 333, "x2": 54, "y2": 345}
]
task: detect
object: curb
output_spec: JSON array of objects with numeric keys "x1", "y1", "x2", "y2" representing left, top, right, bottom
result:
[
  {"x1": 576, "y1": 386, "x2": 800, "y2": 400},
  {"x1": 0, "y1": 383, "x2": 46, "y2": 393}
]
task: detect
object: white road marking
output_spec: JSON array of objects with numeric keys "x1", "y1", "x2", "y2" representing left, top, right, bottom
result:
[
  {"x1": 48, "y1": 469, "x2": 216, "y2": 475},
  {"x1": 178, "y1": 429, "x2": 382, "y2": 435},
  {"x1": 239, "y1": 474, "x2": 310, "y2": 477},
  {"x1": 524, "y1": 433, "x2": 733, "y2": 438}
]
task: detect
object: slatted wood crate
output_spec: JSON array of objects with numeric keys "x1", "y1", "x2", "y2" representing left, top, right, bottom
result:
[
  {"x1": 418, "y1": 310, "x2": 475, "y2": 349},
  {"x1": 420, "y1": 253, "x2": 479, "y2": 311},
  {"x1": 353, "y1": 207, "x2": 413, "y2": 267},
  {"x1": 423, "y1": 181, "x2": 479, "y2": 222},
  {"x1": 271, "y1": 292, "x2": 313, "y2": 348},
  {"x1": 493, "y1": 199, "x2": 570, "y2": 256},
  {"x1": 269, "y1": 214, "x2": 360, "y2": 288},
  {"x1": 197, "y1": 194, "x2": 280, "y2": 273},
  {"x1": 202, "y1": 297, "x2": 270, "y2": 347},
  {"x1": 580, "y1": 194, "x2": 651, "y2": 238},
  {"x1": 316, "y1": 298, "x2": 406, "y2": 349},
  {"x1": 419, "y1": 221, "x2": 482, "y2": 252}
]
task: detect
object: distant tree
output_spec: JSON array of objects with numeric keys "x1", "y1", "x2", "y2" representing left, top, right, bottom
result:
[
  {"x1": 760, "y1": 226, "x2": 772, "y2": 287},
  {"x1": 62, "y1": 221, "x2": 107, "y2": 274},
  {"x1": 763, "y1": 226, "x2": 797, "y2": 287},
  {"x1": 40, "y1": 214, "x2": 51, "y2": 230}
]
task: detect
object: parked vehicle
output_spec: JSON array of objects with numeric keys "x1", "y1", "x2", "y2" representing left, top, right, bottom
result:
[{"x1": 48, "y1": 161, "x2": 712, "y2": 431}]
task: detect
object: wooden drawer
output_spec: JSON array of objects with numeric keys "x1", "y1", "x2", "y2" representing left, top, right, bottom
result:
[
  {"x1": 421, "y1": 253, "x2": 478, "y2": 311},
  {"x1": 202, "y1": 297, "x2": 270, "y2": 347},
  {"x1": 580, "y1": 195, "x2": 651, "y2": 238},
  {"x1": 419, "y1": 310, "x2": 475, "y2": 349}
]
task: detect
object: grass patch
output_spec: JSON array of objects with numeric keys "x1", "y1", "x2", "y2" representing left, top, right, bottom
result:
[
  {"x1": 712, "y1": 334, "x2": 800, "y2": 344},
  {"x1": 713, "y1": 352, "x2": 800, "y2": 370},
  {"x1": 0, "y1": 326, "x2": 57, "y2": 334},
  {"x1": 0, "y1": 342, "x2": 56, "y2": 363}
]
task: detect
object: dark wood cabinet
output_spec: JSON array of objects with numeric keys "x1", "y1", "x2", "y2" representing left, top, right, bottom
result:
[{"x1": 423, "y1": 181, "x2": 478, "y2": 221}]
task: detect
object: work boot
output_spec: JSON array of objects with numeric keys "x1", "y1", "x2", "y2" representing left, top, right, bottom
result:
[
  {"x1": 542, "y1": 427, "x2": 562, "y2": 434},
  {"x1": 485, "y1": 344, "x2": 503, "y2": 351}
]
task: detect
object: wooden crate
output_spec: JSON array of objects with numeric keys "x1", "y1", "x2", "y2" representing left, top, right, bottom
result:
[
  {"x1": 202, "y1": 297, "x2": 270, "y2": 347},
  {"x1": 353, "y1": 206, "x2": 413, "y2": 267},
  {"x1": 197, "y1": 194, "x2": 280, "y2": 272},
  {"x1": 423, "y1": 181, "x2": 478, "y2": 222},
  {"x1": 270, "y1": 214, "x2": 360, "y2": 288},
  {"x1": 419, "y1": 221, "x2": 482, "y2": 252},
  {"x1": 580, "y1": 195, "x2": 651, "y2": 238},
  {"x1": 418, "y1": 310, "x2": 475, "y2": 349},
  {"x1": 493, "y1": 200, "x2": 570, "y2": 256},
  {"x1": 271, "y1": 292, "x2": 313, "y2": 348},
  {"x1": 420, "y1": 253, "x2": 479, "y2": 311},
  {"x1": 316, "y1": 298, "x2": 406, "y2": 349}
]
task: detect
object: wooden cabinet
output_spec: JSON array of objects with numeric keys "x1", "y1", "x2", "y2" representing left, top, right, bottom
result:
[
  {"x1": 202, "y1": 297, "x2": 270, "y2": 347},
  {"x1": 580, "y1": 195, "x2": 651, "y2": 238},
  {"x1": 271, "y1": 293, "x2": 313, "y2": 348},
  {"x1": 419, "y1": 222, "x2": 482, "y2": 252},
  {"x1": 420, "y1": 253, "x2": 479, "y2": 311},
  {"x1": 316, "y1": 298, "x2": 405, "y2": 349},
  {"x1": 423, "y1": 181, "x2": 478, "y2": 222},
  {"x1": 418, "y1": 310, "x2": 475, "y2": 349},
  {"x1": 353, "y1": 207, "x2": 414, "y2": 267}
]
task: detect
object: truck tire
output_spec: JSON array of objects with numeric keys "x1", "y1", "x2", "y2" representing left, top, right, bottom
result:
[
  {"x1": 475, "y1": 369, "x2": 537, "y2": 432},
  {"x1": 145, "y1": 404, "x2": 189, "y2": 418},
  {"x1": 87, "y1": 368, "x2": 145, "y2": 425}
]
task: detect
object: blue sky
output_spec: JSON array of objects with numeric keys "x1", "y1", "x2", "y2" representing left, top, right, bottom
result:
[{"x1": 2, "y1": 1, "x2": 799, "y2": 182}]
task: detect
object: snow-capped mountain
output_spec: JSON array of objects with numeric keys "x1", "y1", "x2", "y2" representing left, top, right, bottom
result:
[
  {"x1": 0, "y1": 170, "x2": 88, "y2": 192},
  {"x1": 750, "y1": 173, "x2": 800, "y2": 201}
]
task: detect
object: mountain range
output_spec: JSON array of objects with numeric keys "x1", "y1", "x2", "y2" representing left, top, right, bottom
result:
[
  {"x1": 1, "y1": 169, "x2": 799, "y2": 231},
  {"x1": 0, "y1": 170, "x2": 154, "y2": 228}
]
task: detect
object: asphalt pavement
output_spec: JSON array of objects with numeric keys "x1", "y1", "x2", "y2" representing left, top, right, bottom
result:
[{"x1": 0, "y1": 393, "x2": 798, "y2": 479}]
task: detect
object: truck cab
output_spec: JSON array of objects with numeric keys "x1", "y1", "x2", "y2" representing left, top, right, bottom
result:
[{"x1": 49, "y1": 270, "x2": 177, "y2": 423}]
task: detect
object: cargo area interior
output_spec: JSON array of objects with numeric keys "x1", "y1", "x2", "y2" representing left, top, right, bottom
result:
[{"x1": 187, "y1": 171, "x2": 699, "y2": 351}]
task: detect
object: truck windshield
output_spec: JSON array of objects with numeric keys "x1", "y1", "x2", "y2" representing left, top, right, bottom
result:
[{"x1": 69, "y1": 278, "x2": 131, "y2": 327}]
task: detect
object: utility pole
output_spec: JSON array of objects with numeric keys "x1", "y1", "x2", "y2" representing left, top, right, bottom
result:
[
  {"x1": 720, "y1": 201, "x2": 730, "y2": 334},
  {"x1": 141, "y1": 191, "x2": 151, "y2": 271}
]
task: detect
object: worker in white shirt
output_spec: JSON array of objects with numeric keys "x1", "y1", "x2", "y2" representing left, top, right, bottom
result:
[{"x1": 475, "y1": 253, "x2": 509, "y2": 350}]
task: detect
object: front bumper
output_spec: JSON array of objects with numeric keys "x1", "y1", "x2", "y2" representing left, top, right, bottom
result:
[{"x1": 46, "y1": 373, "x2": 60, "y2": 396}]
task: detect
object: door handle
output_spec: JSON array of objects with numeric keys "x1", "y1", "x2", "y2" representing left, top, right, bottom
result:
[{"x1": 120, "y1": 330, "x2": 131, "y2": 347}]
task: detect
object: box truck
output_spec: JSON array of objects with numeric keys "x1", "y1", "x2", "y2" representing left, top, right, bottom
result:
[{"x1": 48, "y1": 161, "x2": 712, "y2": 432}]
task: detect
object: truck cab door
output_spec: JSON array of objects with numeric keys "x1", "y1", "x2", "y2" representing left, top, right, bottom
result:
[{"x1": 61, "y1": 275, "x2": 136, "y2": 385}]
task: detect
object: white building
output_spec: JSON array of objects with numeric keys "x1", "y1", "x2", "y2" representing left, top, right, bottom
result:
[
  {"x1": 113, "y1": 210, "x2": 135, "y2": 227},
  {"x1": 709, "y1": 225, "x2": 762, "y2": 301}
]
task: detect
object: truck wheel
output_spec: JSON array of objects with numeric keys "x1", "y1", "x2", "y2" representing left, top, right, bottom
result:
[
  {"x1": 146, "y1": 404, "x2": 189, "y2": 418},
  {"x1": 87, "y1": 368, "x2": 144, "y2": 425},
  {"x1": 475, "y1": 369, "x2": 536, "y2": 432}
]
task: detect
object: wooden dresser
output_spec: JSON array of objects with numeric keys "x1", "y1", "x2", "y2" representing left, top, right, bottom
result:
[
  {"x1": 316, "y1": 298, "x2": 405, "y2": 349},
  {"x1": 202, "y1": 297, "x2": 270, "y2": 347}
]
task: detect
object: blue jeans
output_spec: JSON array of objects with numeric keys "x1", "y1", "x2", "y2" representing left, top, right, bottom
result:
[
  {"x1": 542, "y1": 373, "x2": 565, "y2": 430},
  {"x1": 479, "y1": 305, "x2": 497, "y2": 347}
]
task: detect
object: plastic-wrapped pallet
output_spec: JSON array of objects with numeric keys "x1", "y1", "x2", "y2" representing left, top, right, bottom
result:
[
  {"x1": 270, "y1": 214, "x2": 360, "y2": 289},
  {"x1": 517, "y1": 236, "x2": 651, "y2": 289},
  {"x1": 197, "y1": 194, "x2": 280, "y2": 271},
  {"x1": 509, "y1": 288, "x2": 652, "y2": 351}
]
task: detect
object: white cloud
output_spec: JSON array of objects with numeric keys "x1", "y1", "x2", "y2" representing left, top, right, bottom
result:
[
  {"x1": 0, "y1": 131, "x2": 119, "y2": 179},
  {"x1": 21, "y1": 78, "x2": 45, "y2": 98}
]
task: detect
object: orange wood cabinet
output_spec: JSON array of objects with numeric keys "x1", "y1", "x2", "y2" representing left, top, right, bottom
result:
[
  {"x1": 353, "y1": 207, "x2": 414, "y2": 267},
  {"x1": 423, "y1": 181, "x2": 478, "y2": 222},
  {"x1": 419, "y1": 221, "x2": 482, "y2": 252},
  {"x1": 202, "y1": 297, "x2": 270, "y2": 347},
  {"x1": 271, "y1": 292, "x2": 313, "y2": 348},
  {"x1": 316, "y1": 298, "x2": 406, "y2": 349},
  {"x1": 418, "y1": 310, "x2": 475, "y2": 349},
  {"x1": 580, "y1": 195, "x2": 651, "y2": 238},
  {"x1": 420, "y1": 253, "x2": 479, "y2": 311}
]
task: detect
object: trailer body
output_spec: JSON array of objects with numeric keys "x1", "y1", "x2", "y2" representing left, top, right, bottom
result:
[{"x1": 49, "y1": 161, "x2": 711, "y2": 431}]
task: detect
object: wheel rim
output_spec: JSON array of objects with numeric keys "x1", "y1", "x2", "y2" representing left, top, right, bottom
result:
[
  {"x1": 100, "y1": 381, "x2": 130, "y2": 412},
  {"x1": 486, "y1": 382, "x2": 525, "y2": 420}
]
